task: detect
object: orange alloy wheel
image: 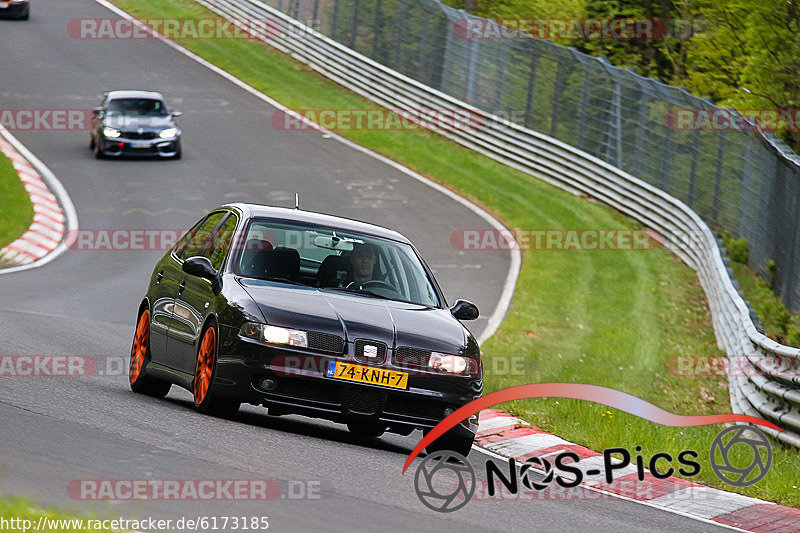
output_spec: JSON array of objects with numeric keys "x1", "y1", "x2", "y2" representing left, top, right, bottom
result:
[
  {"x1": 130, "y1": 310, "x2": 149, "y2": 384},
  {"x1": 194, "y1": 327, "x2": 216, "y2": 405}
]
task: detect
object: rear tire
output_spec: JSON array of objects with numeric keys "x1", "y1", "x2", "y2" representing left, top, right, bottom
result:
[
  {"x1": 424, "y1": 428, "x2": 474, "y2": 457},
  {"x1": 347, "y1": 420, "x2": 386, "y2": 438},
  {"x1": 193, "y1": 324, "x2": 240, "y2": 418},
  {"x1": 129, "y1": 309, "x2": 172, "y2": 398}
]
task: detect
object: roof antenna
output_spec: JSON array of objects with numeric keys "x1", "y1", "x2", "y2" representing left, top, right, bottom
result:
[{"x1": 294, "y1": 193, "x2": 300, "y2": 210}]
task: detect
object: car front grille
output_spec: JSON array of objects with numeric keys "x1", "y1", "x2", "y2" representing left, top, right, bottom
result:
[
  {"x1": 273, "y1": 377, "x2": 340, "y2": 404},
  {"x1": 345, "y1": 387, "x2": 383, "y2": 415},
  {"x1": 384, "y1": 394, "x2": 446, "y2": 421},
  {"x1": 307, "y1": 331, "x2": 345, "y2": 354},
  {"x1": 122, "y1": 131, "x2": 157, "y2": 140},
  {"x1": 393, "y1": 346, "x2": 431, "y2": 369},
  {"x1": 353, "y1": 339, "x2": 387, "y2": 364}
]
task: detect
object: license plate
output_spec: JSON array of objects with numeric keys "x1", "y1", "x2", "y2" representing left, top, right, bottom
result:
[
  {"x1": 0, "y1": 4, "x2": 8, "y2": 9},
  {"x1": 326, "y1": 361, "x2": 408, "y2": 390},
  {"x1": 129, "y1": 141, "x2": 152, "y2": 148}
]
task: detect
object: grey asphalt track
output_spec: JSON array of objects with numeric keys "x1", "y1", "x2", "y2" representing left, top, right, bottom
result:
[{"x1": 0, "y1": 1, "x2": 732, "y2": 531}]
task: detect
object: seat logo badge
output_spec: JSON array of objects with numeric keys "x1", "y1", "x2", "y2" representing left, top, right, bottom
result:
[{"x1": 364, "y1": 345, "x2": 378, "y2": 358}]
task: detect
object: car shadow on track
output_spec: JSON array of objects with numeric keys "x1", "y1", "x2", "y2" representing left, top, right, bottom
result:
[{"x1": 162, "y1": 395, "x2": 416, "y2": 457}]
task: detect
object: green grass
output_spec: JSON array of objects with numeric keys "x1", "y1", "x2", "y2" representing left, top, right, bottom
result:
[
  {"x1": 0, "y1": 497, "x2": 128, "y2": 532},
  {"x1": 0, "y1": 151, "x2": 33, "y2": 250},
  {"x1": 102, "y1": 0, "x2": 800, "y2": 507}
]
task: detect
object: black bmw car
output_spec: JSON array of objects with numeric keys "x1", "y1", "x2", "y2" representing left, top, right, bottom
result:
[
  {"x1": 90, "y1": 90, "x2": 182, "y2": 159},
  {"x1": 0, "y1": 0, "x2": 29, "y2": 19},
  {"x1": 130, "y1": 204, "x2": 483, "y2": 455}
]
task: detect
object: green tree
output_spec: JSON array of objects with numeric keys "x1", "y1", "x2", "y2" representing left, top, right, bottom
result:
[{"x1": 686, "y1": 0, "x2": 800, "y2": 149}]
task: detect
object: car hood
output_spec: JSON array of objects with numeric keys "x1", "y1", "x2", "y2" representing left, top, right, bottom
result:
[
  {"x1": 103, "y1": 115, "x2": 175, "y2": 131},
  {"x1": 238, "y1": 279, "x2": 469, "y2": 353}
]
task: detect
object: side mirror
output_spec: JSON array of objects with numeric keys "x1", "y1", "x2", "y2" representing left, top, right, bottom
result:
[
  {"x1": 92, "y1": 107, "x2": 104, "y2": 116},
  {"x1": 450, "y1": 299, "x2": 479, "y2": 321},
  {"x1": 182, "y1": 256, "x2": 217, "y2": 280},
  {"x1": 172, "y1": 110, "x2": 183, "y2": 118}
]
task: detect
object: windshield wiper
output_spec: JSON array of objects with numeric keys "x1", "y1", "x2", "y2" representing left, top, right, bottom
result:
[
  {"x1": 261, "y1": 277, "x2": 307, "y2": 286},
  {"x1": 324, "y1": 287, "x2": 390, "y2": 300}
]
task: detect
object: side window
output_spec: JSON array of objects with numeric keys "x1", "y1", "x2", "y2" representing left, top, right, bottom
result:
[
  {"x1": 175, "y1": 212, "x2": 225, "y2": 262},
  {"x1": 203, "y1": 214, "x2": 238, "y2": 271}
]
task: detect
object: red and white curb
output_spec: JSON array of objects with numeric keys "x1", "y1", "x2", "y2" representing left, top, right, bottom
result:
[
  {"x1": 0, "y1": 126, "x2": 76, "y2": 272},
  {"x1": 476, "y1": 409, "x2": 800, "y2": 532}
]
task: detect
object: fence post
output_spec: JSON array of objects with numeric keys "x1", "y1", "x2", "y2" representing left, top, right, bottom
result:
[
  {"x1": 416, "y1": 14, "x2": 431, "y2": 81},
  {"x1": 631, "y1": 100, "x2": 649, "y2": 177},
  {"x1": 687, "y1": 129, "x2": 700, "y2": 208},
  {"x1": 350, "y1": 0, "x2": 360, "y2": 49},
  {"x1": 331, "y1": 0, "x2": 339, "y2": 40},
  {"x1": 371, "y1": 0, "x2": 383, "y2": 61},
  {"x1": 493, "y1": 27, "x2": 509, "y2": 114},
  {"x1": 523, "y1": 54, "x2": 539, "y2": 129},
  {"x1": 464, "y1": 32, "x2": 480, "y2": 103},
  {"x1": 659, "y1": 126, "x2": 674, "y2": 191},
  {"x1": 576, "y1": 71, "x2": 590, "y2": 152},
  {"x1": 711, "y1": 133, "x2": 725, "y2": 224},
  {"x1": 604, "y1": 81, "x2": 623, "y2": 168},
  {"x1": 549, "y1": 62, "x2": 565, "y2": 137},
  {"x1": 738, "y1": 130, "x2": 755, "y2": 239},
  {"x1": 392, "y1": 0, "x2": 409, "y2": 69}
]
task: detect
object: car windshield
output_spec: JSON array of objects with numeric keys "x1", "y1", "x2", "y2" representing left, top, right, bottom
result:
[
  {"x1": 234, "y1": 219, "x2": 440, "y2": 307},
  {"x1": 106, "y1": 98, "x2": 168, "y2": 117}
]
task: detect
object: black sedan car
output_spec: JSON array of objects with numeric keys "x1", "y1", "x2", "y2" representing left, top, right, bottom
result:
[
  {"x1": 130, "y1": 204, "x2": 483, "y2": 455},
  {"x1": 90, "y1": 90, "x2": 182, "y2": 159},
  {"x1": 0, "y1": 0, "x2": 29, "y2": 19}
]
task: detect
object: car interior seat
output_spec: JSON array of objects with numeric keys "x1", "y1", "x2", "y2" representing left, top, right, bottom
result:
[{"x1": 317, "y1": 254, "x2": 351, "y2": 287}]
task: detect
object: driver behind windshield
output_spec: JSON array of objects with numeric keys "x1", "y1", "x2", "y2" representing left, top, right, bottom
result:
[
  {"x1": 349, "y1": 242, "x2": 377, "y2": 284},
  {"x1": 107, "y1": 98, "x2": 168, "y2": 116}
]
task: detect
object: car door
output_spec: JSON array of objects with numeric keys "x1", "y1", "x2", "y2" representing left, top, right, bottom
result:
[
  {"x1": 148, "y1": 216, "x2": 206, "y2": 364},
  {"x1": 167, "y1": 211, "x2": 236, "y2": 373}
]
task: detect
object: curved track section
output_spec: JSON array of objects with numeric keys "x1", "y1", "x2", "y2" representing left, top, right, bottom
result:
[{"x1": 0, "y1": 1, "x2": 731, "y2": 531}]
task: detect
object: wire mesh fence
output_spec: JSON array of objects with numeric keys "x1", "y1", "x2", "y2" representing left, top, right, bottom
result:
[{"x1": 259, "y1": 0, "x2": 800, "y2": 313}]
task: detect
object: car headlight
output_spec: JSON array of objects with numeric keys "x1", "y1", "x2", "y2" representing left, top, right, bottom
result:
[
  {"x1": 428, "y1": 352, "x2": 469, "y2": 374},
  {"x1": 159, "y1": 128, "x2": 178, "y2": 139},
  {"x1": 103, "y1": 127, "x2": 121, "y2": 138},
  {"x1": 240, "y1": 322, "x2": 308, "y2": 347}
]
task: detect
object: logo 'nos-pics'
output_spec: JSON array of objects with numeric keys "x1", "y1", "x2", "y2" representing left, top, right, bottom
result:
[
  {"x1": 404, "y1": 384, "x2": 778, "y2": 513},
  {"x1": 414, "y1": 425, "x2": 772, "y2": 513}
]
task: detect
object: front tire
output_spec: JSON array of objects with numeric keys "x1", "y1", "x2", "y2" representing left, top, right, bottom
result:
[
  {"x1": 129, "y1": 309, "x2": 172, "y2": 398},
  {"x1": 193, "y1": 324, "x2": 240, "y2": 418},
  {"x1": 93, "y1": 138, "x2": 104, "y2": 159}
]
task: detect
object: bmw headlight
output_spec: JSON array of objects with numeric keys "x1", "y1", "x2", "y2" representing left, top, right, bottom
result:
[
  {"x1": 103, "y1": 127, "x2": 121, "y2": 138},
  {"x1": 428, "y1": 352, "x2": 469, "y2": 374},
  {"x1": 159, "y1": 128, "x2": 178, "y2": 139},
  {"x1": 240, "y1": 322, "x2": 308, "y2": 347}
]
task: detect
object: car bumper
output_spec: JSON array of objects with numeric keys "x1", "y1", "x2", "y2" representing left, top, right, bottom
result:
[
  {"x1": 213, "y1": 333, "x2": 481, "y2": 437},
  {"x1": 0, "y1": 2, "x2": 29, "y2": 17},
  {"x1": 99, "y1": 137, "x2": 180, "y2": 157}
]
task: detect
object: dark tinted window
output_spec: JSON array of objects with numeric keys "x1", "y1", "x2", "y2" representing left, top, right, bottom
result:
[
  {"x1": 106, "y1": 98, "x2": 168, "y2": 117},
  {"x1": 203, "y1": 215, "x2": 238, "y2": 270},
  {"x1": 175, "y1": 212, "x2": 226, "y2": 262}
]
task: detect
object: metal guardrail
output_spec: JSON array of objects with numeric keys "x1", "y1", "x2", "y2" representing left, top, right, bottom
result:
[{"x1": 195, "y1": 0, "x2": 800, "y2": 447}]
